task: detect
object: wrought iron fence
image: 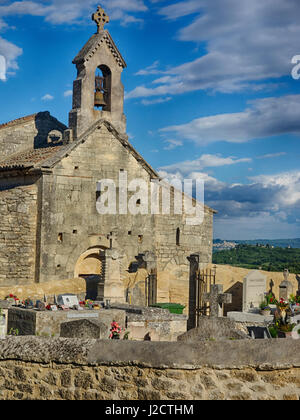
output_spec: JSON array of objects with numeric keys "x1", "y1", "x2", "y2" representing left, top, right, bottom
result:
[{"x1": 195, "y1": 266, "x2": 216, "y2": 325}]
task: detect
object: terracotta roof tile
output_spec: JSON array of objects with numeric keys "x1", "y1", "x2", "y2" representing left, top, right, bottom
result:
[{"x1": 0, "y1": 146, "x2": 64, "y2": 170}]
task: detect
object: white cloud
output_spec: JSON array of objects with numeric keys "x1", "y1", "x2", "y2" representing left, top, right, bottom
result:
[
  {"x1": 214, "y1": 213, "x2": 300, "y2": 240},
  {"x1": 163, "y1": 139, "x2": 183, "y2": 150},
  {"x1": 0, "y1": 36, "x2": 22, "y2": 76},
  {"x1": 159, "y1": 154, "x2": 251, "y2": 173},
  {"x1": 0, "y1": 1, "x2": 148, "y2": 77},
  {"x1": 157, "y1": 162, "x2": 300, "y2": 238},
  {"x1": 41, "y1": 94, "x2": 54, "y2": 101},
  {"x1": 0, "y1": 1, "x2": 148, "y2": 26},
  {"x1": 249, "y1": 171, "x2": 300, "y2": 206},
  {"x1": 159, "y1": 95, "x2": 300, "y2": 146},
  {"x1": 126, "y1": 0, "x2": 300, "y2": 99},
  {"x1": 63, "y1": 90, "x2": 73, "y2": 97},
  {"x1": 141, "y1": 96, "x2": 172, "y2": 106},
  {"x1": 257, "y1": 152, "x2": 287, "y2": 159},
  {"x1": 135, "y1": 61, "x2": 164, "y2": 76}
]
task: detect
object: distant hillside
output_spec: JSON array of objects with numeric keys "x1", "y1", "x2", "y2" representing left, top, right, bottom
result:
[
  {"x1": 214, "y1": 238, "x2": 300, "y2": 249},
  {"x1": 212, "y1": 243, "x2": 300, "y2": 273},
  {"x1": 235, "y1": 238, "x2": 300, "y2": 248}
]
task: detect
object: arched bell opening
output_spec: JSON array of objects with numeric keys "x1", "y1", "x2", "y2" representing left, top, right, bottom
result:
[{"x1": 94, "y1": 64, "x2": 111, "y2": 112}]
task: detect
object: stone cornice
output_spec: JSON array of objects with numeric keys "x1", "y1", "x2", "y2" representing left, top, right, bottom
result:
[{"x1": 73, "y1": 30, "x2": 126, "y2": 69}]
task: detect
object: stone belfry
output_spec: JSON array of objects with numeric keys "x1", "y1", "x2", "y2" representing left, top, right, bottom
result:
[{"x1": 69, "y1": 5, "x2": 127, "y2": 138}]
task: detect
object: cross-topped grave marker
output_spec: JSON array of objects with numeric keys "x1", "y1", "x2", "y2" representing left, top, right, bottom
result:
[
  {"x1": 107, "y1": 231, "x2": 117, "y2": 249},
  {"x1": 203, "y1": 284, "x2": 232, "y2": 318},
  {"x1": 92, "y1": 5, "x2": 109, "y2": 33}
]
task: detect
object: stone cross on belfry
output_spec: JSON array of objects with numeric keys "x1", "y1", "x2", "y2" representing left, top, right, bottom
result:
[
  {"x1": 203, "y1": 284, "x2": 232, "y2": 318},
  {"x1": 92, "y1": 5, "x2": 109, "y2": 33}
]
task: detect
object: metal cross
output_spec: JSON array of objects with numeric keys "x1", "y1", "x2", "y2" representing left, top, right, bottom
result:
[
  {"x1": 92, "y1": 5, "x2": 109, "y2": 33},
  {"x1": 203, "y1": 284, "x2": 232, "y2": 318}
]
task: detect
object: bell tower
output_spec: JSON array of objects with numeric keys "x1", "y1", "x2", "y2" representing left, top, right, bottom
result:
[{"x1": 69, "y1": 5, "x2": 127, "y2": 138}]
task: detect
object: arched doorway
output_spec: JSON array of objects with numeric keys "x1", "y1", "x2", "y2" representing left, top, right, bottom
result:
[{"x1": 74, "y1": 248, "x2": 106, "y2": 300}]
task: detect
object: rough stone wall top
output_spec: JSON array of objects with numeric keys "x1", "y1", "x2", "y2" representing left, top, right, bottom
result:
[
  {"x1": 0, "y1": 112, "x2": 67, "y2": 160},
  {"x1": 0, "y1": 336, "x2": 299, "y2": 370}
]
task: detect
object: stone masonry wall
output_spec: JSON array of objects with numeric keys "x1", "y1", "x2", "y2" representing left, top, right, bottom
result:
[
  {"x1": 0, "y1": 337, "x2": 299, "y2": 400},
  {"x1": 0, "y1": 112, "x2": 66, "y2": 159},
  {"x1": 38, "y1": 124, "x2": 157, "y2": 283},
  {"x1": 0, "y1": 184, "x2": 38, "y2": 286},
  {"x1": 37, "y1": 123, "x2": 214, "y2": 305}
]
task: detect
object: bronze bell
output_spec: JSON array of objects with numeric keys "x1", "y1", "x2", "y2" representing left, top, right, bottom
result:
[{"x1": 94, "y1": 90, "x2": 106, "y2": 108}]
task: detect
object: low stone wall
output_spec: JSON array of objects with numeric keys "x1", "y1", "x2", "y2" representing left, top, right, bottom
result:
[{"x1": 0, "y1": 337, "x2": 299, "y2": 400}]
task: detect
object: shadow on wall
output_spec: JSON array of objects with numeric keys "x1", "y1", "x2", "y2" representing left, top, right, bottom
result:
[
  {"x1": 224, "y1": 282, "x2": 243, "y2": 315},
  {"x1": 34, "y1": 112, "x2": 66, "y2": 149}
]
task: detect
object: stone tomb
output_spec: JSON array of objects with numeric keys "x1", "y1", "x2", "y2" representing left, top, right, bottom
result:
[
  {"x1": 177, "y1": 317, "x2": 250, "y2": 342},
  {"x1": 60, "y1": 319, "x2": 108, "y2": 339},
  {"x1": 7, "y1": 307, "x2": 125, "y2": 338},
  {"x1": 242, "y1": 270, "x2": 266, "y2": 312},
  {"x1": 111, "y1": 303, "x2": 188, "y2": 341}
]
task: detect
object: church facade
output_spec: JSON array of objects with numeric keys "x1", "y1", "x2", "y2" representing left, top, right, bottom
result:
[{"x1": 0, "y1": 7, "x2": 215, "y2": 308}]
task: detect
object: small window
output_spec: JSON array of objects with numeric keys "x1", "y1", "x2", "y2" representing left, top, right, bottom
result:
[
  {"x1": 73, "y1": 230, "x2": 77, "y2": 234},
  {"x1": 138, "y1": 235, "x2": 143, "y2": 243},
  {"x1": 58, "y1": 233, "x2": 63, "y2": 243},
  {"x1": 128, "y1": 231, "x2": 132, "y2": 235},
  {"x1": 74, "y1": 166, "x2": 79, "y2": 170},
  {"x1": 136, "y1": 199, "x2": 141, "y2": 206},
  {"x1": 176, "y1": 228, "x2": 180, "y2": 246}
]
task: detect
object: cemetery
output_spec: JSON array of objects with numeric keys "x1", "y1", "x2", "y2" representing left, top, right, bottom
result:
[
  {"x1": 0, "y1": 5, "x2": 299, "y2": 401},
  {"x1": 0, "y1": 261, "x2": 299, "y2": 401},
  {"x1": 1, "y1": 267, "x2": 299, "y2": 343}
]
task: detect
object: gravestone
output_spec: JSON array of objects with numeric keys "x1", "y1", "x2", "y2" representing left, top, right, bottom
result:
[
  {"x1": 203, "y1": 284, "x2": 232, "y2": 317},
  {"x1": 57, "y1": 294, "x2": 79, "y2": 308},
  {"x1": 242, "y1": 271, "x2": 266, "y2": 312},
  {"x1": 60, "y1": 319, "x2": 108, "y2": 339},
  {"x1": 103, "y1": 248, "x2": 125, "y2": 303},
  {"x1": 279, "y1": 270, "x2": 293, "y2": 301},
  {"x1": 0, "y1": 311, "x2": 6, "y2": 339}
]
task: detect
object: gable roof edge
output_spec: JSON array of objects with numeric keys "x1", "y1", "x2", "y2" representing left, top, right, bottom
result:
[{"x1": 38, "y1": 119, "x2": 159, "y2": 178}]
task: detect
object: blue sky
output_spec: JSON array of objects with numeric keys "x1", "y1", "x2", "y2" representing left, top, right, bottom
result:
[{"x1": 1, "y1": 0, "x2": 300, "y2": 240}]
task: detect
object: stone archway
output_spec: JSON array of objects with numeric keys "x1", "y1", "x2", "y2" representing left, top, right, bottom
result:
[{"x1": 74, "y1": 247, "x2": 106, "y2": 300}]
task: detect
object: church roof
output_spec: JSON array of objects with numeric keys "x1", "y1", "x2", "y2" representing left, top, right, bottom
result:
[
  {"x1": 0, "y1": 117, "x2": 216, "y2": 214},
  {"x1": 0, "y1": 145, "x2": 64, "y2": 170},
  {"x1": 73, "y1": 30, "x2": 126, "y2": 69},
  {"x1": 0, "y1": 118, "x2": 153, "y2": 175}
]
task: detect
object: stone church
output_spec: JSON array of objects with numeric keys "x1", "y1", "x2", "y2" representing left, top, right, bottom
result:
[{"x1": 0, "y1": 7, "x2": 215, "y2": 311}]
